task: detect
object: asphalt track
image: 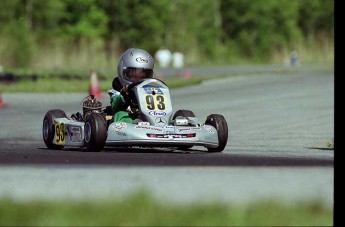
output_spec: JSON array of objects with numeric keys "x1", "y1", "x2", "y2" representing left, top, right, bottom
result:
[
  {"x1": 0, "y1": 66, "x2": 334, "y2": 166},
  {"x1": 0, "y1": 65, "x2": 334, "y2": 206}
]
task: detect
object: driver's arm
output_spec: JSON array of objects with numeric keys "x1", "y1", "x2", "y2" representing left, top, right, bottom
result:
[{"x1": 110, "y1": 93, "x2": 128, "y2": 114}]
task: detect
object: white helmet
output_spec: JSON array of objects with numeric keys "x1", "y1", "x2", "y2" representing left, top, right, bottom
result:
[{"x1": 117, "y1": 48, "x2": 154, "y2": 86}]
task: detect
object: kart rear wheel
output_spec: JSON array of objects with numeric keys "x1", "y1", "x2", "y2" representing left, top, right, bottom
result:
[
  {"x1": 43, "y1": 109, "x2": 67, "y2": 150},
  {"x1": 84, "y1": 112, "x2": 107, "y2": 152},
  {"x1": 205, "y1": 114, "x2": 228, "y2": 152},
  {"x1": 173, "y1": 110, "x2": 195, "y2": 150}
]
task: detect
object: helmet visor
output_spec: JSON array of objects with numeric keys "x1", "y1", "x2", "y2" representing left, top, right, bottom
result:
[{"x1": 123, "y1": 67, "x2": 154, "y2": 83}]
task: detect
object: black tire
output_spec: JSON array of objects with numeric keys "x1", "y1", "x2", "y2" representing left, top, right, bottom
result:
[
  {"x1": 205, "y1": 114, "x2": 228, "y2": 152},
  {"x1": 42, "y1": 109, "x2": 67, "y2": 150},
  {"x1": 173, "y1": 110, "x2": 196, "y2": 150},
  {"x1": 84, "y1": 112, "x2": 107, "y2": 152},
  {"x1": 172, "y1": 109, "x2": 196, "y2": 119}
]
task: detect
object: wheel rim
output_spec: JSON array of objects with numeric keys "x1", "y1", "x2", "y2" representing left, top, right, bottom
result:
[
  {"x1": 85, "y1": 122, "x2": 91, "y2": 143},
  {"x1": 43, "y1": 119, "x2": 49, "y2": 140}
]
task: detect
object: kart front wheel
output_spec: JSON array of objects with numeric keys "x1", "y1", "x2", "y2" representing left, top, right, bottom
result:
[
  {"x1": 173, "y1": 110, "x2": 195, "y2": 150},
  {"x1": 84, "y1": 112, "x2": 107, "y2": 152},
  {"x1": 43, "y1": 109, "x2": 67, "y2": 150},
  {"x1": 205, "y1": 114, "x2": 228, "y2": 152},
  {"x1": 172, "y1": 109, "x2": 196, "y2": 119}
]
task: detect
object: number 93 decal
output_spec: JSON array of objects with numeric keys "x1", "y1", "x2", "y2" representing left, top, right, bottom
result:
[
  {"x1": 55, "y1": 122, "x2": 65, "y2": 145},
  {"x1": 145, "y1": 94, "x2": 166, "y2": 110}
]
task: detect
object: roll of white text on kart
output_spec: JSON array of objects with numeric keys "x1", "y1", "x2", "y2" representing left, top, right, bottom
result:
[{"x1": 43, "y1": 78, "x2": 229, "y2": 152}]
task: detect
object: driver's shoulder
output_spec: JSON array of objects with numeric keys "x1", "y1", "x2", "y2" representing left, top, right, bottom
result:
[
  {"x1": 108, "y1": 88, "x2": 120, "y2": 95},
  {"x1": 112, "y1": 77, "x2": 123, "y2": 91}
]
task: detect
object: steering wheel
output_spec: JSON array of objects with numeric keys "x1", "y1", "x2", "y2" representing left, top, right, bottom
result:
[{"x1": 127, "y1": 79, "x2": 146, "y2": 91}]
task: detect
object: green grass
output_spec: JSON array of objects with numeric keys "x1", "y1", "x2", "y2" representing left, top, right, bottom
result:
[
  {"x1": 0, "y1": 77, "x2": 206, "y2": 93},
  {"x1": 0, "y1": 191, "x2": 333, "y2": 226},
  {"x1": 0, "y1": 63, "x2": 333, "y2": 93}
]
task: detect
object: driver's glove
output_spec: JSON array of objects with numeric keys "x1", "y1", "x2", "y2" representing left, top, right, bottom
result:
[
  {"x1": 120, "y1": 85, "x2": 132, "y2": 104},
  {"x1": 103, "y1": 106, "x2": 112, "y2": 115},
  {"x1": 120, "y1": 85, "x2": 129, "y2": 96}
]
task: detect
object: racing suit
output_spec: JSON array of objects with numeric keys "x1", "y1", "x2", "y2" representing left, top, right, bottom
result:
[{"x1": 108, "y1": 77, "x2": 134, "y2": 123}]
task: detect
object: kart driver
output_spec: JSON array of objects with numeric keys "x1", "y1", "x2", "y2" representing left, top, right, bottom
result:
[{"x1": 107, "y1": 48, "x2": 155, "y2": 123}]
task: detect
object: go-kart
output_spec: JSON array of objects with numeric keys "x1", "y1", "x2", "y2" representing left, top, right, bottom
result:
[{"x1": 43, "y1": 78, "x2": 228, "y2": 152}]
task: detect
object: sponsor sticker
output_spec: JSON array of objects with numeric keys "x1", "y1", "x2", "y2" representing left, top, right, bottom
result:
[
  {"x1": 163, "y1": 125, "x2": 176, "y2": 135},
  {"x1": 68, "y1": 126, "x2": 82, "y2": 142},
  {"x1": 143, "y1": 85, "x2": 163, "y2": 95},
  {"x1": 136, "y1": 57, "x2": 149, "y2": 63},
  {"x1": 138, "y1": 121, "x2": 150, "y2": 126},
  {"x1": 147, "y1": 133, "x2": 196, "y2": 138},
  {"x1": 135, "y1": 125, "x2": 163, "y2": 132},
  {"x1": 113, "y1": 122, "x2": 127, "y2": 132},
  {"x1": 149, "y1": 111, "x2": 166, "y2": 116},
  {"x1": 204, "y1": 125, "x2": 216, "y2": 134},
  {"x1": 116, "y1": 131, "x2": 127, "y2": 136},
  {"x1": 177, "y1": 127, "x2": 201, "y2": 132},
  {"x1": 155, "y1": 117, "x2": 167, "y2": 126}
]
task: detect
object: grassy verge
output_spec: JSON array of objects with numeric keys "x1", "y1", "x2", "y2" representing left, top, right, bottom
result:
[
  {"x1": 0, "y1": 77, "x2": 206, "y2": 93},
  {"x1": 0, "y1": 63, "x2": 333, "y2": 93},
  {"x1": 0, "y1": 191, "x2": 332, "y2": 226}
]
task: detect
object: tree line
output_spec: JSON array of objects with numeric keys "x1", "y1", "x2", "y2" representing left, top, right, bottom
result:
[{"x1": 0, "y1": 0, "x2": 334, "y2": 69}]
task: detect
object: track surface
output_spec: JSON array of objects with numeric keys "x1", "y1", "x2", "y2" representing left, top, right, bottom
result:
[
  {"x1": 0, "y1": 67, "x2": 334, "y2": 166},
  {"x1": 0, "y1": 65, "x2": 334, "y2": 206}
]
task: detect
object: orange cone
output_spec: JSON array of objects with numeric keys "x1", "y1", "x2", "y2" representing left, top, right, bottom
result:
[
  {"x1": 183, "y1": 68, "x2": 191, "y2": 80},
  {"x1": 88, "y1": 69, "x2": 102, "y2": 98},
  {"x1": 0, "y1": 93, "x2": 7, "y2": 108}
]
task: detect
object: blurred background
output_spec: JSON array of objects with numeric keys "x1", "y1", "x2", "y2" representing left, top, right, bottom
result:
[{"x1": 0, "y1": 0, "x2": 334, "y2": 72}]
